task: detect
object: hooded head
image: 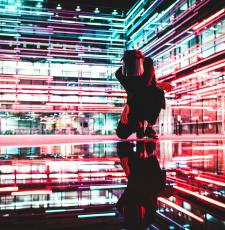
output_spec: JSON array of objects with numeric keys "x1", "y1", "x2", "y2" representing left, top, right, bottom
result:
[{"x1": 122, "y1": 50, "x2": 145, "y2": 77}]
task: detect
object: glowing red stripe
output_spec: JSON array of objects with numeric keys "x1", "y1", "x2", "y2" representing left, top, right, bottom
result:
[
  {"x1": 194, "y1": 60, "x2": 225, "y2": 72},
  {"x1": 173, "y1": 155, "x2": 213, "y2": 161},
  {"x1": 173, "y1": 61, "x2": 225, "y2": 84},
  {"x1": 195, "y1": 177, "x2": 225, "y2": 187},
  {"x1": 158, "y1": 197, "x2": 204, "y2": 222},
  {"x1": 11, "y1": 190, "x2": 52, "y2": 196},
  {"x1": 174, "y1": 186, "x2": 225, "y2": 208},
  {"x1": 193, "y1": 8, "x2": 225, "y2": 30}
]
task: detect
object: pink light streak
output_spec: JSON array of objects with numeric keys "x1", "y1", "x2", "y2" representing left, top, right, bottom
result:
[
  {"x1": 195, "y1": 176, "x2": 225, "y2": 187},
  {"x1": 157, "y1": 197, "x2": 204, "y2": 222},
  {"x1": 0, "y1": 186, "x2": 18, "y2": 192},
  {"x1": 173, "y1": 155, "x2": 213, "y2": 161},
  {"x1": 193, "y1": 8, "x2": 225, "y2": 30},
  {"x1": 174, "y1": 186, "x2": 225, "y2": 209},
  {"x1": 11, "y1": 190, "x2": 52, "y2": 196}
]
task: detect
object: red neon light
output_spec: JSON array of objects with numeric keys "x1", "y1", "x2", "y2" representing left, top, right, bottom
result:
[
  {"x1": 157, "y1": 197, "x2": 204, "y2": 222},
  {"x1": 173, "y1": 155, "x2": 213, "y2": 161},
  {"x1": 11, "y1": 190, "x2": 52, "y2": 196},
  {"x1": 172, "y1": 61, "x2": 225, "y2": 84},
  {"x1": 195, "y1": 177, "x2": 225, "y2": 187},
  {"x1": 174, "y1": 186, "x2": 225, "y2": 209},
  {"x1": 193, "y1": 8, "x2": 225, "y2": 30},
  {"x1": 194, "y1": 60, "x2": 225, "y2": 72}
]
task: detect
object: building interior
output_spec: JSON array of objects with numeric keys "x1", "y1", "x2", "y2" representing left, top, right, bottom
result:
[{"x1": 0, "y1": 0, "x2": 225, "y2": 229}]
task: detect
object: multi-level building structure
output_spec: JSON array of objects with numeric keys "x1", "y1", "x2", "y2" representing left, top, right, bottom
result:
[{"x1": 0, "y1": 0, "x2": 224, "y2": 135}]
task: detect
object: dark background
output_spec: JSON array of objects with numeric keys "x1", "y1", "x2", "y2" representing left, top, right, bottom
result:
[{"x1": 46, "y1": 0, "x2": 138, "y2": 12}]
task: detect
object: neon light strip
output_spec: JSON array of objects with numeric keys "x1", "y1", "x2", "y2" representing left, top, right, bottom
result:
[
  {"x1": 126, "y1": 8, "x2": 145, "y2": 29},
  {"x1": 48, "y1": 19, "x2": 124, "y2": 28},
  {"x1": 142, "y1": 29, "x2": 175, "y2": 53},
  {"x1": 173, "y1": 155, "x2": 213, "y2": 161},
  {"x1": 46, "y1": 208, "x2": 84, "y2": 213},
  {"x1": 78, "y1": 36, "x2": 126, "y2": 42},
  {"x1": 0, "y1": 109, "x2": 122, "y2": 113},
  {"x1": 79, "y1": 15, "x2": 124, "y2": 21},
  {"x1": 126, "y1": 0, "x2": 145, "y2": 20},
  {"x1": 158, "y1": 197, "x2": 204, "y2": 222},
  {"x1": 146, "y1": 12, "x2": 198, "y2": 56},
  {"x1": 194, "y1": 60, "x2": 225, "y2": 72},
  {"x1": 0, "y1": 33, "x2": 20, "y2": 37},
  {"x1": 172, "y1": 106, "x2": 212, "y2": 109},
  {"x1": 156, "y1": 211, "x2": 185, "y2": 229},
  {"x1": 0, "y1": 78, "x2": 20, "y2": 82},
  {"x1": 90, "y1": 185, "x2": 127, "y2": 190},
  {"x1": 46, "y1": 103, "x2": 116, "y2": 107},
  {"x1": 174, "y1": 186, "x2": 225, "y2": 209},
  {"x1": 11, "y1": 190, "x2": 52, "y2": 196},
  {"x1": 129, "y1": 0, "x2": 179, "y2": 37},
  {"x1": 195, "y1": 177, "x2": 225, "y2": 187},
  {"x1": 0, "y1": 187, "x2": 18, "y2": 192},
  {"x1": 172, "y1": 61, "x2": 225, "y2": 84},
  {"x1": 78, "y1": 212, "x2": 116, "y2": 218},
  {"x1": 130, "y1": 13, "x2": 158, "y2": 39},
  {"x1": 193, "y1": 8, "x2": 225, "y2": 30},
  {"x1": 78, "y1": 53, "x2": 117, "y2": 58}
]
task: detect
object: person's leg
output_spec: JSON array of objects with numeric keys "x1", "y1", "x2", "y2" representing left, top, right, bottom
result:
[
  {"x1": 145, "y1": 123, "x2": 158, "y2": 139},
  {"x1": 136, "y1": 120, "x2": 145, "y2": 138},
  {"x1": 116, "y1": 121, "x2": 134, "y2": 139},
  {"x1": 144, "y1": 87, "x2": 165, "y2": 138}
]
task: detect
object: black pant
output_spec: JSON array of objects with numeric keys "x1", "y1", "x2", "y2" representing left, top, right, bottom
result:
[{"x1": 116, "y1": 87, "x2": 165, "y2": 139}]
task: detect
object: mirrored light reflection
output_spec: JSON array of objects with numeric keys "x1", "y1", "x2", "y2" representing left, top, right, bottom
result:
[{"x1": 0, "y1": 140, "x2": 224, "y2": 229}]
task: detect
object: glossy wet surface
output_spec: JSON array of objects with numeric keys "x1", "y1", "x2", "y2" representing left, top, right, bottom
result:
[{"x1": 0, "y1": 138, "x2": 224, "y2": 229}]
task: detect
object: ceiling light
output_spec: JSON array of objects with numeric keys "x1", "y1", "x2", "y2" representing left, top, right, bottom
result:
[
  {"x1": 112, "y1": 9, "x2": 118, "y2": 15},
  {"x1": 75, "y1": 5, "x2": 81, "y2": 12},
  {"x1": 56, "y1": 4, "x2": 62, "y2": 10},
  {"x1": 94, "y1": 7, "x2": 100, "y2": 14}
]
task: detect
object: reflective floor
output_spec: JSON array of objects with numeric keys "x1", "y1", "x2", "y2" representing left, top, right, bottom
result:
[{"x1": 0, "y1": 138, "x2": 224, "y2": 229}]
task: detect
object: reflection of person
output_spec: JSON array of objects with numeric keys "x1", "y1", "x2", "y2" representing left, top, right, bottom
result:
[
  {"x1": 116, "y1": 141, "x2": 165, "y2": 229},
  {"x1": 116, "y1": 50, "x2": 173, "y2": 139}
]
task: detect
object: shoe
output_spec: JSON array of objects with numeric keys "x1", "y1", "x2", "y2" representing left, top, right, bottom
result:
[
  {"x1": 144, "y1": 126, "x2": 158, "y2": 139},
  {"x1": 136, "y1": 121, "x2": 144, "y2": 138}
]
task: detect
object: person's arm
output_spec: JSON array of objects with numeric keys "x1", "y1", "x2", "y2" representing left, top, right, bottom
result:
[
  {"x1": 143, "y1": 57, "x2": 156, "y2": 87},
  {"x1": 144, "y1": 57, "x2": 173, "y2": 92},
  {"x1": 115, "y1": 67, "x2": 130, "y2": 91}
]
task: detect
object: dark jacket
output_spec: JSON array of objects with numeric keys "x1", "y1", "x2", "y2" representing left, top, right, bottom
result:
[{"x1": 115, "y1": 57, "x2": 165, "y2": 118}]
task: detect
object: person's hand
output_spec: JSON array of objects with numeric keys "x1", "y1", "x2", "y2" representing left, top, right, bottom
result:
[
  {"x1": 120, "y1": 104, "x2": 130, "y2": 125},
  {"x1": 157, "y1": 82, "x2": 173, "y2": 92}
]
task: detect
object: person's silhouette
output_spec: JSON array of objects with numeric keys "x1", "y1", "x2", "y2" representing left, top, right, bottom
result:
[
  {"x1": 115, "y1": 50, "x2": 173, "y2": 139},
  {"x1": 116, "y1": 141, "x2": 165, "y2": 229}
]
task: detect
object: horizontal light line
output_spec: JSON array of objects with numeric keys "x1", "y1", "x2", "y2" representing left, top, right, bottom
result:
[
  {"x1": 195, "y1": 176, "x2": 225, "y2": 187},
  {"x1": 79, "y1": 15, "x2": 125, "y2": 21},
  {"x1": 0, "y1": 186, "x2": 18, "y2": 192},
  {"x1": 174, "y1": 186, "x2": 225, "y2": 209},
  {"x1": 158, "y1": 197, "x2": 204, "y2": 222},
  {"x1": 193, "y1": 8, "x2": 225, "y2": 30},
  {"x1": 46, "y1": 208, "x2": 84, "y2": 213},
  {"x1": 78, "y1": 36, "x2": 126, "y2": 42},
  {"x1": 78, "y1": 212, "x2": 116, "y2": 218},
  {"x1": 90, "y1": 185, "x2": 127, "y2": 190},
  {"x1": 11, "y1": 190, "x2": 52, "y2": 196}
]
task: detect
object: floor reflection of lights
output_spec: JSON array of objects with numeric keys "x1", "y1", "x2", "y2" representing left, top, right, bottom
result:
[{"x1": 0, "y1": 139, "x2": 224, "y2": 229}]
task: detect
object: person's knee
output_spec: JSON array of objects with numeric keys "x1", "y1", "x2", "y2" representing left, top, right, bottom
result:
[
  {"x1": 116, "y1": 122, "x2": 133, "y2": 139},
  {"x1": 116, "y1": 128, "x2": 130, "y2": 139}
]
